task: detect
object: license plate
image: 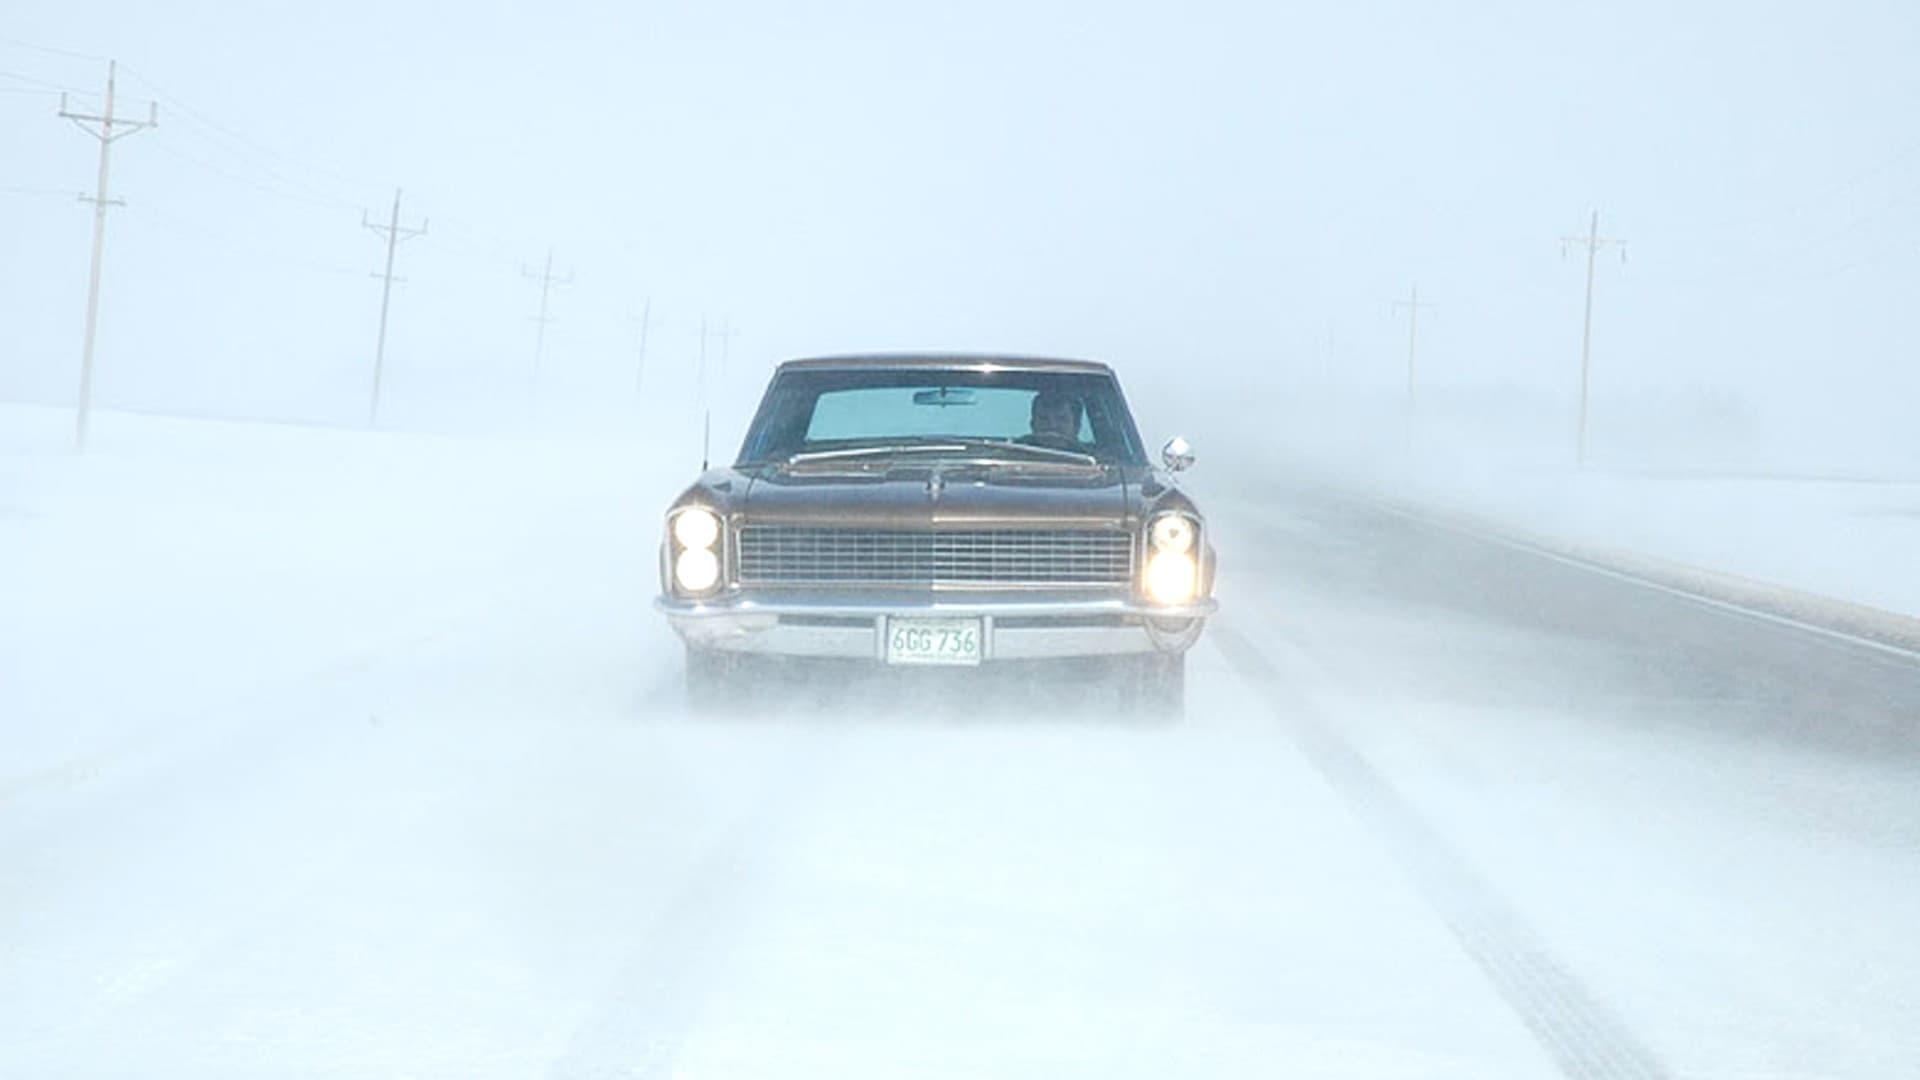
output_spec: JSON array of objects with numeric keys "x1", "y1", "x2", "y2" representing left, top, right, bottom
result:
[{"x1": 884, "y1": 617, "x2": 983, "y2": 666}]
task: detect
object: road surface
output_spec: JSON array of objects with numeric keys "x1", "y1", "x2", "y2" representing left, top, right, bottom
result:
[{"x1": 3, "y1": 459, "x2": 1916, "y2": 1079}]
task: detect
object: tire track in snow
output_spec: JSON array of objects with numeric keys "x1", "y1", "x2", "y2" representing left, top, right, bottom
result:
[
  {"x1": 1212, "y1": 622, "x2": 1671, "y2": 1080},
  {"x1": 547, "y1": 720, "x2": 837, "y2": 1080}
]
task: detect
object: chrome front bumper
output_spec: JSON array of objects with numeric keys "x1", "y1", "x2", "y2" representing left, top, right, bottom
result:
[{"x1": 656, "y1": 591, "x2": 1216, "y2": 660}]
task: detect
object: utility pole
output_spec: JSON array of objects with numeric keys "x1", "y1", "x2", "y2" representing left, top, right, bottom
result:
[
  {"x1": 1391, "y1": 284, "x2": 1436, "y2": 453},
  {"x1": 1322, "y1": 318, "x2": 1335, "y2": 387},
  {"x1": 361, "y1": 188, "x2": 426, "y2": 427},
  {"x1": 522, "y1": 248, "x2": 571, "y2": 405},
  {"x1": 58, "y1": 60, "x2": 156, "y2": 451},
  {"x1": 1561, "y1": 211, "x2": 1626, "y2": 468},
  {"x1": 711, "y1": 314, "x2": 740, "y2": 385},
  {"x1": 634, "y1": 297, "x2": 652, "y2": 396}
]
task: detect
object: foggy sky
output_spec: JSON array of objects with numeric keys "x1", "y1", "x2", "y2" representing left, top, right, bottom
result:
[{"x1": 3, "y1": 1, "x2": 1916, "y2": 458}]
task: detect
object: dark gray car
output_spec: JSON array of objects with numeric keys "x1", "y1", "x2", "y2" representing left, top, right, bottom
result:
[{"x1": 656, "y1": 353, "x2": 1216, "y2": 712}]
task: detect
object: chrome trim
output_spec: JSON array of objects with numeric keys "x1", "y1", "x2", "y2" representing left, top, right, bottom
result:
[
  {"x1": 657, "y1": 593, "x2": 1217, "y2": 620},
  {"x1": 663, "y1": 597, "x2": 1211, "y2": 660},
  {"x1": 736, "y1": 526, "x2": 1135, "y2": 588},
  {"x1": 673, "y1": 620, "x2": 1178, "y2": 659},
  {"x1": 1161, "y1": 435, "x2": 1195, "y2": 472}
]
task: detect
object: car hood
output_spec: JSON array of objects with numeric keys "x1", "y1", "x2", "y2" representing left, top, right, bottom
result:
[{"x1": 741, "y1": 463, "x2": 1131, "y2": 529}]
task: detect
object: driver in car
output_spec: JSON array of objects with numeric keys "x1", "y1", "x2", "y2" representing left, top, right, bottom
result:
[{"x1": 1023, "y1": 391, "x2": 1084, "y2": 450}]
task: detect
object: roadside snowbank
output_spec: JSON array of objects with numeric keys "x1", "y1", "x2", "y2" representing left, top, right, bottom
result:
[{"x1": 1384, "y1": 460, "x2": 1920, "y2": 623}]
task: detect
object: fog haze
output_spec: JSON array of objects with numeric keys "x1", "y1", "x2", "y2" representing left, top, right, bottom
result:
[
  {"x1": 4, "y1": 1, "x2": 1916, "y2": 467},
  {"x1": 7, "y1": 7, "x2": 1920, "y2": 1077}
]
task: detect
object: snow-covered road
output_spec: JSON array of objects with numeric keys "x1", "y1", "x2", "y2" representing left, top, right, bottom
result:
[{"x1": 4, "y1": 411, "x2": 1917, "y2": 1078}]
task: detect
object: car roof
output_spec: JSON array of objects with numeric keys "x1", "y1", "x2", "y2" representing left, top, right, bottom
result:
[{"x1": 777, "y1": 352, "x2": 1114, "y2": 375}]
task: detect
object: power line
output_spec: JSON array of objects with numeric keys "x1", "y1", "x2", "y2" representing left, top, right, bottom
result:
[
  {"x1": 135, "y1": 202, "x2": 362, "y2": 276},
  {"x1": 58, "y1": 60, "x2": 157, "y2": 451},
  {"x1": 91, "y1": 57, "x2": 545, "y2": 283},
  {"x1": 156, "y1": 126, "x2": 367, "y2": 208},
  {"x1": 114, "y1": 63, "x2": 580, "y2": 277},
  {"x1": 430, "y1": 212, "x2": 554, "y2": 276},
  {"x1": 52, "y1": 56, "x2": 533, "y2": 269},
  {"x1": 117, "y1": 62, "x2": 380, "y2": 207},
  {"x1": 1561, "y1": 210, "x2": 1627, "y2": 470},
  {"x1": 145, "y1": 137, "x2": 363, "y2": 212},
  {"x1": 16, "y1": 51, "x2": 379, "y2": 212},
  {"x1": 0, "y1": 69, "x2": 89, "y2": 94},
  {"x1": 0, "y1": 35, "x2": 109, "y2": 64},
  {"x1": 1667, "y1": 139, "x2": 1920, "y2": 243},
  {"x1": 362, "y1": 188, "x2": 427, "y2": 427}
]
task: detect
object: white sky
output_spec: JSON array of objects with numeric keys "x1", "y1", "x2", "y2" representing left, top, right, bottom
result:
[{"x1": 2, "y1": 1, "x2": 1917, "y2": 451}]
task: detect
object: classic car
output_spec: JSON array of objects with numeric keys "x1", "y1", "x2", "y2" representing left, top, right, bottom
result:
[{"x1": 655, "y1": 353, "x2": 1217, "y2": 712}]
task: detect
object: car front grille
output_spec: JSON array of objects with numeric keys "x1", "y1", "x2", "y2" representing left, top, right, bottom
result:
[{"x1": 737, "y1": 526, "x2": 1134, "y2": 587}]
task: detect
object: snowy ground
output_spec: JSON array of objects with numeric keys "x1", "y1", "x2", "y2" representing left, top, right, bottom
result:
[{"x1": 4, "y1": 405, "x2": 1918, "y2": 1078}]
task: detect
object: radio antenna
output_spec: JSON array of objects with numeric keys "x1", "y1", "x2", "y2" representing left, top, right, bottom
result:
[{"x1": 701, "y1": 409, "x2": 711, "y2": 472}]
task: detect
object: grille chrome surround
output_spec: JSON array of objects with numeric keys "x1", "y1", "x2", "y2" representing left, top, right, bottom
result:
[{"x1": 737, "y1": 526, "x2": 1134, "y2": 587}]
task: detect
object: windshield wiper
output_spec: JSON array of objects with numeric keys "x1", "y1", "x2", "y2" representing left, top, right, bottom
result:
[
  {"x1": 965, "y1": 440, "x2": 1101, "y2": 466},
  {"x1": 784, "y1": 438, "x2": 1100, "y2": 468},
  {"x1": 785, "y1": 442, "x2": 968, "y2": 465}
]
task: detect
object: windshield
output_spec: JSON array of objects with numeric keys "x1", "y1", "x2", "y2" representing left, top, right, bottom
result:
[{"x1": 737, "y1": 368, "x2": 1146, "y2": 465}]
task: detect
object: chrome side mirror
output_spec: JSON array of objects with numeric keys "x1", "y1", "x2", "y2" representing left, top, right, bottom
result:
[{"x1": 1161, "y1": 435, "x2": 1195, "y2": 472}]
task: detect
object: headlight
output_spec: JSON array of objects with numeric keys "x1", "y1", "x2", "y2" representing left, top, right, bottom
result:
[
  {"x1": 1144, "y1": 551, "x2": 1198, "y2": 604},
  {"x1": 672, "y1": 507, "x2": 721, "y2": 550},
  {"x1": 668, "y1": 506, "x2": 723, "y2": 595},
  {"x1": 1149, "y1": 513, "x2": 1195, "y2": 554},
  {"x1": 674, "y1": 547, "x2": 720, "y2": 592}
]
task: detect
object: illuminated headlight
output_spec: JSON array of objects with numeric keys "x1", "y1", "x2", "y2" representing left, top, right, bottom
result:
[
  {"x1": 669, "y1": 506, "x2": 723, "y2": 595},
  {"x1": 672, "y1": 507, "x2": 721, "y2": 550},
  {"x1": 1144, "y1": 551, "x2": 1198, "y2": 604},
  {"x1": 1149, "y1": 513, "x2": 1196, "y2": 554},
  {"x1": 674, "y1": 547, "x2": 720, "y2": 592}
]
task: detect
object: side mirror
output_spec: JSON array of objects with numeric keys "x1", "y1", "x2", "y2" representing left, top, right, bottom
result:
[{"x1": 1161, "y1": 435, "x2": 1195, "y2": 472}]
